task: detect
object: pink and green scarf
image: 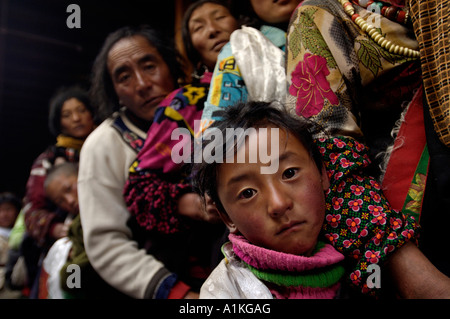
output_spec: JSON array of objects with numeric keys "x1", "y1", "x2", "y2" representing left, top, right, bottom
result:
[{"x1": 228, "y1": 234, "x2": 345, "y2": 299}]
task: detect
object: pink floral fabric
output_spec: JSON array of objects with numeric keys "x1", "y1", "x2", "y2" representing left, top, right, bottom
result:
[
  {"x1": 317, "y1": 136, "x2": 419, "y2": 296},
  {"x1": 289, "y1": 53, "x2": 338, "y2": 118}
]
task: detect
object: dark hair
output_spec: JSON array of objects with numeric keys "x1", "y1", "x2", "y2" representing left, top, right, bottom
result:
[
  {"x1": 228, "y1": 0, "x2": 262, "y2": 28},
  {"x1": 90, "y1": 25, "x2": 184, "y2": 121},
  {"x1": 181, "y1": 0, "x2": 237, "y2": 73},
  {"x1": 191, "y1": 101, "x2": 323, "y2": 214},
  {"x1": 228, "y1": 0, "x2": 291, "y2": 30},
  {"x1": 0, "y1": 192, "x2": 22, "y2": 213},
  {"x1": 48, "y1": 86, "x2": 94, "y2": 137}
]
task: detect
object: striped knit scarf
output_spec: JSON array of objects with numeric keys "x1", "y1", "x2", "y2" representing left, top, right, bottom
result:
[{"x1": 228, "y1": 234, "x2": 345, "y2": 299}]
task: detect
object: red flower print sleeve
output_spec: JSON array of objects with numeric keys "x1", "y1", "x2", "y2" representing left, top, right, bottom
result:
[
  {"x1": 315, "y1": 136, "x2": 419, "y2": 297},
  {"x1": 124, "y1": 169, "x2": 192, "y2": 234}
]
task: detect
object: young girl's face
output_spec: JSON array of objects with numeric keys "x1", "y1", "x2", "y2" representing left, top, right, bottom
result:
[
  {"x1": 216, "y1": 127, "x2": 329, "y2": 256},
  {"x1": 250, "y1": 0, "x2": 302, "y2": 25}
]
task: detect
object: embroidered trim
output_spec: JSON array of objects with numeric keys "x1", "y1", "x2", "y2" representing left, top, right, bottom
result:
[{"x1": 112, "y1": 116, "x2": 145, "y2": 153}]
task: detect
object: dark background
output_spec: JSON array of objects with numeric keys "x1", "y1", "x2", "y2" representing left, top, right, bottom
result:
[{"x1": 0, "y1": 0, "x2": 176, "y2": 198}]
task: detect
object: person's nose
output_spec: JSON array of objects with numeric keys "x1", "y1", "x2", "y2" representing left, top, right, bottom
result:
[
  {"x1": 267, "y1": 184, "x2": 293, "y2": 218},
  {"x1": 205, "y1": 20, "x2": 221, "y2": 38},
  {"x1": 135, "y1": 70, "x2": 152, "y2": 94},
  {"x1": 71, "y1": 111, "x2": 81, "y2": 122},
  {"x1": 64, "y1": 194, "x2": 76, "y2": 209}
]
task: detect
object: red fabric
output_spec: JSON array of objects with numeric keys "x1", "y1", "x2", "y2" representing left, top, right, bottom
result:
[
  {"x1": 381, "y1": 87, "x2": 426, "y2": 211},
  {"x1": 167, "y1": 281, "x2": 191, "y2": 299},
  {"x1": 38, "y1": 268, "x2": 49, "y2": 299}
]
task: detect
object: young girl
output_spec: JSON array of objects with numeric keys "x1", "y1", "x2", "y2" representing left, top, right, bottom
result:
[{"x1": 192, "y1": 101, "x2": 419, "y2": 298}]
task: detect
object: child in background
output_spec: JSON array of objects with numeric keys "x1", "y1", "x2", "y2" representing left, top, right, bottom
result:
[
  {"x1": 42, "y1": 163, "x2": 126, "y2": 299},
  {"x1": 0, "y1": 192, "x2": 22, "y2": 235},
  {"x1": 40, "y1": 162, "x2": 79, "y2": 298},
  {"x1": 44, "y1": 162, "x2": 80, "y2": 230},
  {"x1": 192, "y1": 101, "x2": 418, "y2": 298},
  {"x1": 0, "y1": 192, "x2": 22, "y2": 291}
]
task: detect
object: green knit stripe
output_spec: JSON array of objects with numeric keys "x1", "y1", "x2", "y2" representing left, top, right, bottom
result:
[{"x1": 246, "y1": 262, "x2": 345, "y2": 288}]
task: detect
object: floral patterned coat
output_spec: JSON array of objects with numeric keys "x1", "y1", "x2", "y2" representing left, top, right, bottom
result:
[
  {"x1": 285, "y1": 0, "x2": 422, "y2": 175},
  {"x1": 317, "y1": 136, "x2": 418, "y2": 296}
]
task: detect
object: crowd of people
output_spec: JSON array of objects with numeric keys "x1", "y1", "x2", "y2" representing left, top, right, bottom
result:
[{"x1": 1, "y1": 0, "x2": 449, "y2": 300}]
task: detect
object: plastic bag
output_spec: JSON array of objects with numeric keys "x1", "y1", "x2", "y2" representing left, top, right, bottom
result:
[
  {"x1": 200, "y1": 243, "x2": 272, "y2": 299},
  {"x1": 42, "y1": 237, "x2": 72, "y2": 299},
  {"x1": 230, "y1": 26, "x2": 286, "y2": 104}
]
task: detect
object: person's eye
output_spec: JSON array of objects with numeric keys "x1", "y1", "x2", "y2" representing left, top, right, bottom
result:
[
  {"x1": 282, "y1": 168, "x2": 299, "y2": 180},
  {"x1": 238, "y1": 188, "x2": 256, "y2": 200},
  {"x1": 192, "y1": 24, "x2": 203, "y2": 33},
  {"x1": 117, "y1": 73, "x2": 130, "y2": 83},
  {"x1": 144, "y1": 64, "x2": 156, "y2": 72},
  {"x1": 77, "y1": 106, "x2": 87, "y2": 113}
]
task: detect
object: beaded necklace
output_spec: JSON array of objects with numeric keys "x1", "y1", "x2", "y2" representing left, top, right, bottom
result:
[
  {"x1": 352, "y1": 0, "x2": 410, "y2": 25},
  {"x1": 338, "y1": 0, "x2": 420, "y2": 58}
]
